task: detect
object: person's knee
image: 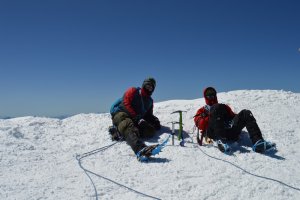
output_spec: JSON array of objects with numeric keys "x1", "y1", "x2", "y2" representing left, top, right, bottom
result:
[
  {"x1": 241, "y1": 109, "x2": 256, "y2": 122},
  {"x1": 118, "y1": 118, "x2": 138, "y2": 135},
  {"x1": 112, "y1": 112, "x2": 129, "y2": 125}
]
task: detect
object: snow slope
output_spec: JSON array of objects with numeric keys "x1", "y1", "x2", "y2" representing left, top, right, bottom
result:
[{"x1": 1, "y1": 90, "x2": 300, "y2": 200}]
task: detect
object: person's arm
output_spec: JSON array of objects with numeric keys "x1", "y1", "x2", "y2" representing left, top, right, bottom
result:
[
  {"x1": 123, "y1": 87, "x2": 138, "y2": 118},
  {"x1": 225, "y1": 105, "x2": 236, "y2": 118},
  {"x1": 194, "y1": 107, "x2": 209, "y2": 131},
  {"x1": 144, "y1": 100, "x2": 161, "y2": 130}
]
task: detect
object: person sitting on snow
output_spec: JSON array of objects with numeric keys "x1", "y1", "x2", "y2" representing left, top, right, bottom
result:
[
  {"x1": 109, "y1": 77, "x2": 161, "y2": 159},
  {"x1": 194, "y1": 87, "x2": 275, "y2": 153}
]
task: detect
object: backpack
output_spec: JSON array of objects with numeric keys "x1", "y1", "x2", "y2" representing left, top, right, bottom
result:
[
  {"x1": 110, "y1": 97, "x2": 123, "y2": 116},
  {"x1": 210, "y1": 104, "x2": 232, "y2": 127},
  {"x1": 110, "y1": 87, "x2": 143, "y2": 116}
]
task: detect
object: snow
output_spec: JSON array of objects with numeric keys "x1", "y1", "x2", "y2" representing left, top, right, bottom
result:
[{"x1": 1, "y1": 90, "x2": 300, "y2": 200}]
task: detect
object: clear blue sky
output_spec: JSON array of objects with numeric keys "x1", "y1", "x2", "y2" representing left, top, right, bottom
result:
[{"x1": 1, "y1": 0, "x2": 299, "y2": 118}]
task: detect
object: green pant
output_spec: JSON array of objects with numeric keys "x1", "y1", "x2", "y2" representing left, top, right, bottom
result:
[{"x1": 112, "y1": 112, "x2": 155, "y2": 153}]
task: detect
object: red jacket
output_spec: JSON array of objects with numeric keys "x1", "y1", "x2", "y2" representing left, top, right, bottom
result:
[{"x1": 120, "y1": 87, "x2": 154, "y2": 119}]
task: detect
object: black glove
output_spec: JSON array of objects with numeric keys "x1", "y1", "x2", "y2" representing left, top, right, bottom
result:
[
  {"x1": 144, "y1": 115, "x2": 161, "y2": 130},
  {"x1": 151, "y1": 116, "x2": 161, "y2": 130},
  {"x1": 138, "y1": 119, "x2": 150, "y2": 128},
  {"x1": 200, "y1": 112, "x2": 208, "y2": 118},
  {"x1": 133, "y1": 115, "x2": 142, "y2": 124},
  {"x1": 138, "y1": 119, "x2": 156, "y2": 138}
]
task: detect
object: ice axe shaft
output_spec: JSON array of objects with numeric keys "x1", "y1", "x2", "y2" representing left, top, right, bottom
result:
[
  {"x1": 171, "y1": 110, "x2": 186, "y2": 141},
  {"x1": 171, "y1": 110, "x2": 187, "y2": 147},
  {"x1": 171, "y1": 122, "x2": 175, "y2": 145},
  {"x1": 168, "y1": 121, "x2": 183, "y2": 145}
]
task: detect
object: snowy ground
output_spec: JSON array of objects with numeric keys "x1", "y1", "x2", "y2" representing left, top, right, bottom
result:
[{"x1": 1, "y1": 90, "x2": 300, "y2": 200}]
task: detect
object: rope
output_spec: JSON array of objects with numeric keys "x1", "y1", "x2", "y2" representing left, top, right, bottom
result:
[
  {"x1": 76, "y1": 141, "x2": 162, "y2": 200},
  {"x1": 197, "y1": 145, "x2": 300, "y2": 192}
]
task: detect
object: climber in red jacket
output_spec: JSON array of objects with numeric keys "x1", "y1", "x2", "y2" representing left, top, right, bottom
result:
[{"x1": 194, "y1": 87, "x2": 275, "y2": 153}]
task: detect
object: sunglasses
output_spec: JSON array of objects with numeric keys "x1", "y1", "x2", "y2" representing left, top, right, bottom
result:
[
  {"x1": 205, "y1": 95, "x2": 215, "y2": 100},
  {"x1": 205, "y1": 89, "x2": 216, "y2": 99}
]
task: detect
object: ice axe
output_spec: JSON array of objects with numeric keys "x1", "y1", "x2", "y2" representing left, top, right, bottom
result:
[
  {"x1": 171, "y1": 110, "x2": 187, "y2": 146},
  {"x1": 168, "y1": 121, "x2": 181, "y2": 146}
]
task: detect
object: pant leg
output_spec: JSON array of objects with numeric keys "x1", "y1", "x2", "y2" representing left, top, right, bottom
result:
[
  {"x1": 208, "y1": 104, "x2": 240, "y2": 141},
  {"x1": 231, "y1": 109, "x2": 263, "y2": 144},
  {"x1": 112, "y1": 112, "x2": 145, "y2": 153}
]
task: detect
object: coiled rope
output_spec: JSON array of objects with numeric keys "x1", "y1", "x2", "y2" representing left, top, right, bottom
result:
[{"x1": 76, "y1": 141, "x2": 161, "y2": 200}]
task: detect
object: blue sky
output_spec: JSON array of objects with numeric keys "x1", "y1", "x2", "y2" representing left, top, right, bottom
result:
[{"x1": 1, "y1": 0, "x2": 299, "y2": 118}]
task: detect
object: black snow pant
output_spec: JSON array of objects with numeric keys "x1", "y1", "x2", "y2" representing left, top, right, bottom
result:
[
  {"x1": 112, "y1": 112, "x2": 156, "y2": 154},
  {"x1": 207, "y1": 104, "x2": 263, "y2": 144}
]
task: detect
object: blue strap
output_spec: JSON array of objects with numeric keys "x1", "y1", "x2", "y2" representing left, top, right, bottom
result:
[{"x1": 217, "y1": 139, "x2": 231, "y2": 154}]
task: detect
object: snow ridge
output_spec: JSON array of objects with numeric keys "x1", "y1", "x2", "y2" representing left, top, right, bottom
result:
[{"x1": 1, "y1": 90, "x2": 300, "y2": 200}]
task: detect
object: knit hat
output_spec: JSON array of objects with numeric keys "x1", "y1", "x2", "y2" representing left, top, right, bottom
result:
[{"x1": 142, "y1": 77, "x2": 156, "y2": 89}]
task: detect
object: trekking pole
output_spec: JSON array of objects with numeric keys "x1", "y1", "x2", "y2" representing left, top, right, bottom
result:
[{"x1": 171, "y1": 110, "x2": 186, "y2": 147}]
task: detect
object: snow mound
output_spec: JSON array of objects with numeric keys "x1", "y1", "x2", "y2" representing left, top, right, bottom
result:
[{"x1": 1, "y1": 90, "x2": 300, "y2": 200}]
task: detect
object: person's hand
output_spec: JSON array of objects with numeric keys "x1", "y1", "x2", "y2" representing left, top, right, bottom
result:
[
  {"x1": 138, "y1": 119, "x2": 148, "y2": 127},
  {"x1": 152, "y1": 116, "x2": 161, "y2": 130},
  {"x1": 133, "y1": 115, "x2": 142, "y2": 124},
  {"x1": 138, "y1": 119, "x2": 156, "y2": 138},
  {"x1": 200, "y1": 112, "x2": 208, "y2": 118}
]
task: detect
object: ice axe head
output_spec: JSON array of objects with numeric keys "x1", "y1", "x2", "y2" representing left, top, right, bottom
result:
[
  {"x1": 168, "y1": 121, "x2": 181, "y2": 125},
  {"x1": 171, "y1": 110, "x2": 187, "y2": 114}
]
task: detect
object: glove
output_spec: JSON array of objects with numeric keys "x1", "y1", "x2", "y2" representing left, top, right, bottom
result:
[
  {"x1": 138, "y1": 119, "x2": 149, "y2": 127},
  {"x1": 138, "y1": 119, "x2": 145, "y2": 125},
  {"x1": 200, "y1": 112, "x2": 208, "y2": 118},
  {"x1": 133, "y1": 115, "x2": 142, "y2": 124},
  {"x1": 151, "y1": 116, "x2": 161, "y2": 130},
  {"x1": 142, "y1": 114, "x2": 161, "y2": 130},
  {"x1": 138, "y1": 119, "x2": 156, "y2": 138}
]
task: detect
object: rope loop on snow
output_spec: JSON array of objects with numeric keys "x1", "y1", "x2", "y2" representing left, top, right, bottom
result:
[
  {"x1": 197, "y1": 145, "x2": 300, "y2": 192},
  {"x1": 76, "y1": 140, "x2": 162, "y2": 200}
]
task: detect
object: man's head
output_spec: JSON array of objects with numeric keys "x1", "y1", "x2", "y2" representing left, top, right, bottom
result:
[
  {"x1": 142, "y1": 77, "x2": 156, "y2": 96},
  {"x1": 203, "y1": 87, "x2": 218, "y2": 106}
]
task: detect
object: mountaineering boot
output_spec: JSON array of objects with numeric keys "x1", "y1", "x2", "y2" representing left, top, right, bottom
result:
[
  {"x1": 217, "y1": 139, "x2": 231, "y2": 154},
  {"x1": 136, "y1": 135, "x2": 170, "y2": 162},
  {"x1": 252, "y1": 139, "x2": 276, "y2": 153},
  {"x1": 136, "y1": 145, "x2": 158, "y2": 161},
  {"x1": 108, "y1": 125, "x2": 123, "y2": 141}
]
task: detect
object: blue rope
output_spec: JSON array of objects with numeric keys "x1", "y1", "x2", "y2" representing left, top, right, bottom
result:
[
  {"x1": 197, "y1": 146, "x2": 300, "y2": 192},
  {"x1": 76, "y1": 141, "x2": 162, "y2": 200}
]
